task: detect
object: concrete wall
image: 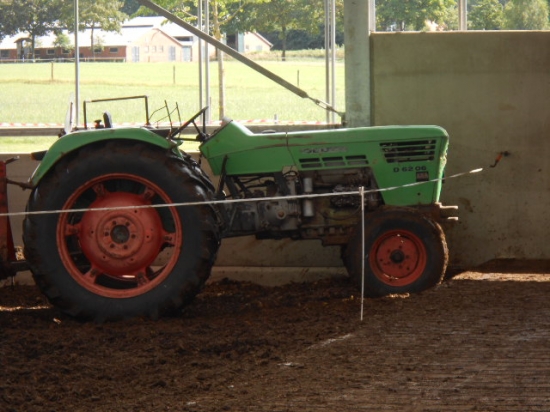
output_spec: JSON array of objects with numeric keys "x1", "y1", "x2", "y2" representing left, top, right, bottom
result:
[{"x1": 370, "y1": 31, "x2": 550, "y2": 267}]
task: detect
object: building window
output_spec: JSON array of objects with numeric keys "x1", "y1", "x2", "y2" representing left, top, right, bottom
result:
[
  {"x1": 62, "y1": 49, "x2": 70, "y2": 55},
  {"x1": 182, "y1": 46, "x2": 192, "y2": 62},
  {"x1": 0, "y1": 50, "x2": 9, "y2": 58},
  {"x1": 109, "y1": 47, "x2": 119, "y2": 54},
  {"x1": 158, "y1": 45, "x2": 163, "y2": 53},
  {"x1": 144, "y1": 46, "x2": 149, "y2": 53},
  {"x1": 47, "y1": 49, "x2": 55, "y2": 55},
  {"x1": 152, "y1": 46, "x2": 157, "y2": 53}
]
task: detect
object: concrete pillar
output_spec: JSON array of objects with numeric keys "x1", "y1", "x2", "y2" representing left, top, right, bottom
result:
[
  {"x1": 344, "y1": 0, "x2": 371, "y2": 127},
  {"x1": 458, "y1": 0, "x2": 468, "y2": 31}
]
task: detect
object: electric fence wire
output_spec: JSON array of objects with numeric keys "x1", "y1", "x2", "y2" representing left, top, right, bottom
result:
[
  {"x1": 0, "y1": 167, "x2": 484, "y2": 319},
  {"x1": 0, "y1": 167, "x2": 483, "y2": 218}
]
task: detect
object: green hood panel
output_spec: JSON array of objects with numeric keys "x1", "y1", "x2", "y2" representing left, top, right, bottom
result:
[
  {"x1": 202, "y1": 122, "x2": 448, "y2": 175},
  {"x1": 200, "y1": 121, "x2": 449, "y2": 206},
  {"x1": 200, "y1": 121, "x2": 292, "y2": 175}
]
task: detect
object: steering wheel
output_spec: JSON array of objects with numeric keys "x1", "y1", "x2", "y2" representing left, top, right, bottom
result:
[{"x1": 170, "y1": 106, "x2": 209, "y2": 140}]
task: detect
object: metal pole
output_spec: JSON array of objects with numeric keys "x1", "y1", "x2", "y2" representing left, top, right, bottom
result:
[
  {"x1": 324, "y1": 0, "x2": 337, "y2": 124},
  {"x1": 459, "y1": 0, "x2": 467, "y2": 31},
  {"x1": 198, "y1": 0, "x2": 203, "y2": 109},
  {"x1": 330, "y1": 0, "x2": 336, "y2": 124},
  {"x1": 204, "y1": 0, "x2": 210, "y2": 123},
  {"x1": 344, "y1": 0, "x2": 371, "y2": 127},
  {"x1": 369, "y1": 0, "x2": 376, "y2": 32},
  {"x1": 360, "y1": 186, "x2": 365, "y2": 321},
  {"x1": 74, "y1": 0, "x2": 80, "y2": 126},
  {"x1": 324, "y1": 0, "x2": 330, "y2": 124}
]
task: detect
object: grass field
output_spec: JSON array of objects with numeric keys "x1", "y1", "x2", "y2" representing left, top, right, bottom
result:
[
  {"x1": 0, "y1": 60, "x2": 345, "y2": 127},
  {"x1": 0, "y1": 136, "x2": 64, "y2": 152}
]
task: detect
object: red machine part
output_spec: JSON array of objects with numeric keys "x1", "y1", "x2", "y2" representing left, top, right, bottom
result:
[
  {"x1": 56, "y1": 174, "x2": 183, "y2": 299},
  {"x1": 0, "y1": 160, "x2": 17, "y2": 279},
  {"x1": 368, "y1": 229, "x2": 427, "y2": 287}
]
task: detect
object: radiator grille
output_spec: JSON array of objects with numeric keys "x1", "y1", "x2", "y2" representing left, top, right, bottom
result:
[{"x1": 380, "y1": 140, "x2": 436, "y2": 163}]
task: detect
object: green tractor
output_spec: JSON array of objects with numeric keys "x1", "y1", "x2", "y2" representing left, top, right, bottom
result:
[{"x1": 9, "y1": 102, "x2": 456, "y2": 321}]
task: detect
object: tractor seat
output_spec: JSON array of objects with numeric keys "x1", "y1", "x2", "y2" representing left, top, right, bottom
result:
[{"x1": 103, "y1": 111, "x2": 113, "y2": 128}]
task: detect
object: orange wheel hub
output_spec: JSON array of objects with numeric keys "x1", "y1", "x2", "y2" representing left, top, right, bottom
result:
[{"x1": 369, "y1": 229, "x2": 427, "y2": 287}]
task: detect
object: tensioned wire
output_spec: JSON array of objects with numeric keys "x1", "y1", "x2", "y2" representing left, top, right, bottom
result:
[
  {"x1": 0, "y1": 168, "x2": 482, "y2": 218},
  {"x1": 0, "y1": 167, "x2": 483, "y2": 320}
]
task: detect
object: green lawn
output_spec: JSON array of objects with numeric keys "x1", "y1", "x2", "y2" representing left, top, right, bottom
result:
[
  {"x1": 0, "y1": 136, "x2": 60, "y2": 153},
  {"x1": 0, "y1": 60, "x2": 345, "y2": 126}
]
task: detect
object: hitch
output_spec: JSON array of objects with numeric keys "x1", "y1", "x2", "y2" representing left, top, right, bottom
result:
[{"x1": 0, "y1": 158, "x2": 29, "y2": 280}]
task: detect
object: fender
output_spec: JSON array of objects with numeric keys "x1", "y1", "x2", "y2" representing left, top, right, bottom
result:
[{"x1": 29, "y1": 127, "x2": 180, "y2": 187}]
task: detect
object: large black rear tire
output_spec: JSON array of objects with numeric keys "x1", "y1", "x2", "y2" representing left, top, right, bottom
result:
[
  {"x1": 23, "y1": 142, "x2": 220, "y2": 321},
  {"x1": 343, "y1": 208, "x2": 448, "y2": 298}
]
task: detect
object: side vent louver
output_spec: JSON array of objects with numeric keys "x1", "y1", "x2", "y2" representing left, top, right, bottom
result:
[
  {"x1": 299, "y1": 155, "x2": 368, "y2": 169},
  {"x1": 380, "y1": 140, "x2": 436, "y2": 163}
]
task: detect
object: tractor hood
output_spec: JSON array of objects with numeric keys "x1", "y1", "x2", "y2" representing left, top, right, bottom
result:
[{"x1": 200, "y1": 120, "x2": 450, "y2": 206}]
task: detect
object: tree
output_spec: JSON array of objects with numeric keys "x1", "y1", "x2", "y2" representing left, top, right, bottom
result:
[
  {"x1": 53, "y1": 32, "x2": 73, "y2": 58},
  {"x1": 62, "y1": 0, "x2": 127, "y2": 60},
  {"x1": 122, "y1": 0, "x2": 142, "y2": 15},
  {"x1": 249, "y1": 0, "x2": 338, "y2": 60},
  {"x1": 503, "y1": 0, "x2": 549, "y2": 29},
  {"x1": 376, "y1": 0, "x2": 457, "y2": 31},
  {"x1": 263, "y1": 27, "x2": 344, "y2": 51},
  {"x1": 0, "y1": 13, "x2": 5, "y2": 43},
  {"x1": 439, "y1": 2, "x2": 459, "y2": 30},
  {"x1": 469, "y1": 0, "x2": 504, "y2": 29},
  {"x1": 0, "y1": 0, "x2": 64, "y2": 59}
]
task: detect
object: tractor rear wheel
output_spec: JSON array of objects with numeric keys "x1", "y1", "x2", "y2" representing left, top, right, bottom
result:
[
  {"x1": 344, "y1": 208, "x2": 448, "y2": 297},
  {"x1": 23, "y1": 142, "x2": 220, "y2": 321}
]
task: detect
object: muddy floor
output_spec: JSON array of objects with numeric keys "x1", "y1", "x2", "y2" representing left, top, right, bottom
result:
[{"x1": 2, "y1": 260, "x2": 550, "y2": 411}]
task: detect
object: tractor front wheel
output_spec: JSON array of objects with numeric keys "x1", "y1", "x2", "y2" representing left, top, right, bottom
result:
[
  {"x1": 344, "y1": 208, "x2": 448, "y2": 297},
  {"x1": 23, "y1": 142, "x2": 220, "y2": 321}
]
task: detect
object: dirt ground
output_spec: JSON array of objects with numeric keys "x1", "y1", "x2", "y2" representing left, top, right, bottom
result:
[{"x1": 2, "y1": 260, "x2": 550, "y2": 412}]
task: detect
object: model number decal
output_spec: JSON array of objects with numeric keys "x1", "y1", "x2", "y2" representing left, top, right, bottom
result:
[
  {"x1": 300, "y1": 146, "x2": 347, "y2": 154},
  {"x1": 393, "y1": 165, "x2": 427, "y2": 173}
]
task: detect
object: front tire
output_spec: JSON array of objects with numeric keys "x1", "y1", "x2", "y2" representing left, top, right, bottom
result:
[
  {"x1": 23, "y1": 142, "x2": 220, "y2": 321},
  {"x1": 344, "y1": 208, "x2": 448, "y2": 297}
]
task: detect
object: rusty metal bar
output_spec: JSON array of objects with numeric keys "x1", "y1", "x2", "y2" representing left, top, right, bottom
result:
[
  {"x1": 136, "y1": 0, "x2": 344, "y2": 121},
  {"x1": 83, "y1": 95, "x2": 150, "y2": 128}
]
